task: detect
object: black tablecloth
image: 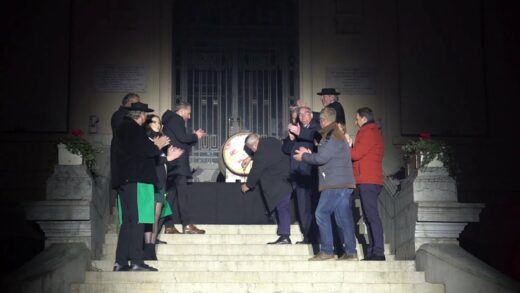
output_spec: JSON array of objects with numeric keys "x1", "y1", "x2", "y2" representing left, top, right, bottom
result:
[{"x1": 169, "y1": 182, "x2": 296, "y2": 224}]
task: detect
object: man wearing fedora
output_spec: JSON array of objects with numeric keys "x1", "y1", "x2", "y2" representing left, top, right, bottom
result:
[
  {"x1": 111, "y1": 102, "x2": 171, "y2": 271},
  {"x1": 317, "y1": 88, "x2": 346, "y2": 126},
  {"x1": 297, "y1": 88, "x2": 346, "y2": 131}
]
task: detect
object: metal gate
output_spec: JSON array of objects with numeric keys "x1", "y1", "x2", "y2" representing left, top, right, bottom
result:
[{"x1": 172, "y1": 0, "x2": 297, "y2": 170}]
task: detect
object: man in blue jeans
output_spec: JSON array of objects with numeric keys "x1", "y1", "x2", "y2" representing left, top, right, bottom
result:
[{"x1": 294, "y1": 107, "x2": 358, "y2": 261}]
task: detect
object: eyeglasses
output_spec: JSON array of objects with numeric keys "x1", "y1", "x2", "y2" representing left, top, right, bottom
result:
[{"x1": 298, "y1": 112, "x2": 311, "y2": 116}]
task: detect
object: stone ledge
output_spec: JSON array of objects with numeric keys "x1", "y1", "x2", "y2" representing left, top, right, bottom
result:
[
  {"x1": 417, "y1": 243, "x2": 520, "y2": 293},
  {"x1": 24, "y1": 200, "x2": 91, "y2": 221},
  {"x1": 2, "y1": 243, "x2": 90, "y2": 293},
  {"x1": 417, "y1": 202, "x2": 484, "y2": 222}
]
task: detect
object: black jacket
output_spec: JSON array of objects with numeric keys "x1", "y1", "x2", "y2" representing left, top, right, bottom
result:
[
  {"x1": 111, "y1": 117, "x2": 161, "y2": 188},
  {"x1": 162, "y1": 110, "x2": 198, "y2": 176},
  {"x1": 111, "y1": 106, "x2": 128, "y2": 134},
  {"x1": 312, "y1": 101, "x2": 346, "y2": 126},
  {"x1": 246, "y1": 137, "x2": 293, "y2": 212}
]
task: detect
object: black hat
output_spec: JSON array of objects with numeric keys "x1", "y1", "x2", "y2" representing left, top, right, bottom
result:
[
  {"x1": 317, "y1": 88, "x2": 340, "y2": 95},
  {"x1": 125, "y1": 102, "x2": 154, "y2": 112}
]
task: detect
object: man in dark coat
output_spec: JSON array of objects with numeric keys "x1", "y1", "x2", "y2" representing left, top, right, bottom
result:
[
  {"x1": 111, "y1": 93, "x2": 140, "y2": 133},
  {"x1": 282, "y1": 106, "x2": 320, "y2": 244},
  {"x1": 317, "y1": 88, "x2": 346, "y2": 126},
  {"x1": 241, "y1": 133, "x2": 293, "y2": 244},
  {"x1": 111, "y1": 102, "x2": 170, "y2": 271},
  {"x1": 161, "y1": 101, "x2": 206, "y2": 234}
]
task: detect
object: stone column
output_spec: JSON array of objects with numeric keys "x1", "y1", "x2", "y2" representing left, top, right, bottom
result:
[
  {"x1": 394, "y1": 160, "x2": 484, "y2": 259},
  {"x1": 24, "y1": 140, "x2": 111, "y2": 259}
]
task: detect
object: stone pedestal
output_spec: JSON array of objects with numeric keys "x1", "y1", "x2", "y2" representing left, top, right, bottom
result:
[
  {"x1": 394, "y1": 165, "x2": 484, "y2": 259},
  {"x1": 57, "y1": 143, "x2": 83, "y2": 165},
  {"x1": 24, "y1": 144, "x2": 111, "y2": 259}
]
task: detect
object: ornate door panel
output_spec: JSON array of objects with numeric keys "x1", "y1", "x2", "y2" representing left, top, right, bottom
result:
[{"x1": 173, "y1": 0, "x2": 297, "y2": 169}]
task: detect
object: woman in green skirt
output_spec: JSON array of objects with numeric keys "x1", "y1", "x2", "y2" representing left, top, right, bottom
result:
[{"x1": 143, "y1": 114, "x2": 183, "y2": 259}]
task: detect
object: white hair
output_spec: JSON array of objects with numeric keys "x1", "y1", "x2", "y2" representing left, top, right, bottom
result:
[{"x1": 245, "y1": 133, "x2": 259, "y2": 146}]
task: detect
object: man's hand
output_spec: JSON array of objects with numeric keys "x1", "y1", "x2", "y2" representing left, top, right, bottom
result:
[
  {"x1": 288, "y1": 123, "x2": 300, "y2": 136},
  {"x1": 293, "y1": 147, "x2": 311, "y2": 161},
  {"x1": 240, "y1": 156, "x2": 252, "y2": 168},
  {"x1": 345, "y1": 133, "x2": 353, "y2": 147},
  {"x1": 166, "y1": 146, "x2": 184, "y2": 161},
  {"x1": 153, "y1": 136, "x2": 170, "y2": 149},
  {"x1": 241, "y1": 183, "x2": 250, "y2": 193},
  {"x1": 194, "y1": 128, "x2": 206, "y2": 139}
]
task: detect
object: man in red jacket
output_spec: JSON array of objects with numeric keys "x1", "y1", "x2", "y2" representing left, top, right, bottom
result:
[{"x1": 346, "y1": 107, "x2": 385, "y2": 261}]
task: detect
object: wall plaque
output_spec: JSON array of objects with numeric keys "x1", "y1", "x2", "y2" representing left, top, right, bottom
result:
[
  {"x1": 326, "y1": 67, "x2": 376, "y2": 95},
  {"x1": 95, "y1": 65, "x2": 146, "y2": 92}
]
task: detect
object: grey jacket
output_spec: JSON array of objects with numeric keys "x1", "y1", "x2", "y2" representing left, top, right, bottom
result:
[{"x1": 302, "y1": 123, "x2": 355, "y2": 191}]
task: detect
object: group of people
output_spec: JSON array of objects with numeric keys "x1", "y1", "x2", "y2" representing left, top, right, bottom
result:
[
  {"x1": 110, "y1": 93, "x2": 207, "y2": 272},
  {"x1": 241, "y1": 88, "x2": 386, "y2": 261},
  {"x1": 109, "y1": 87, "x2": 385, "y2": 271}
]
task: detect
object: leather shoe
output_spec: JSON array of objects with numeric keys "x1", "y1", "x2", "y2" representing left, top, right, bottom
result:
[
  {"x1": 295, "y1": 239, "x2": 311, "y2": 244},
  {"x1": 164, "y1": 226, "x2": 182, "y2": 234},
  {"x1": 267, "y1": 235, "x2": 291, "y2": 244},
  {"x1": 308, "y1": 252, "x2": 335, "y2": 261},
  {"x1": 155, "y1": 238, "x2": 167, "y2": 244},
  {"x1": 183, "y1": 224, "x2": 205, "y2": 234},
  {"x1": 362, "y1": 255, "x2": 386, "y2": 261},
  {"x1": 113, "y1": 263, "x2": 130, "y2": 271},
  {"x1": 130, "y1": 263, "x2": 158, "y2": 271}
]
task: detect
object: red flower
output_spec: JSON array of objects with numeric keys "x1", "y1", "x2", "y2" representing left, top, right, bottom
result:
[
  {"x1": 420, "y1": 132, "x2": 431, "y2": 140},
  {"x1": 71, "y1": 129, "x2": 84, "y2": 137}
]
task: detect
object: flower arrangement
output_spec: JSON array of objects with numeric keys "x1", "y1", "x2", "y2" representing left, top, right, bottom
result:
[
  {"x1": 402, "y1": 132, "x2": 458, "y2": 178},
  {"x1": 58, "y1": 129, "x2": 97, "y2": 170}
]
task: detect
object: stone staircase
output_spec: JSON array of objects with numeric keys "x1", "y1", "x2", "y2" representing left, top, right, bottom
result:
[{"x1": 71, "y1": 224, "x2": 444, "y2": 292}]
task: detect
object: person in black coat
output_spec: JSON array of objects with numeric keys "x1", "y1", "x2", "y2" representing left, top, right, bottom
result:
[
  {"x1": 111, "y1": 102, "x2": 170, "y2": 272},
  {"x1": 297, "y1": 88, "x2": 346, "y2": 131},
  {"x1": 241, "y1": 133, "x2": 293, "y2": 244},
  {"x1": 282, "y1": 106, "x2": 320, "y2": 244},
  {"x1": 111, "y1": 93, "x2": 140, "y2": 133},
  {"x1": 161, "y1": 101, "x2": 206, "y2": 234}
]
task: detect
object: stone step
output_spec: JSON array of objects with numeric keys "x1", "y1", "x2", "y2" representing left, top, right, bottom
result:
[
  {"x1": 102, "y1": 243, "x2": 393, "y2": 258},
  {"x1": 103, "y1": 244, "x2": 313, "y2": 256},
  {"x1": 104, "y1": 234, "x2": 393, "y2": 251},
  {"x1": 104, "y1": 233, "x2": 305, "y2": 244},
  {"x1": 100, "y1": 254, "x2": 396, "y2": 261},
  {"x1": 91, "y1": 259, "x2": 415, "y2": 272},
  {"x1": 84, "y1": 271, "x2": 426, "y2": 284},
  {"x1": 71, "y1": 282, "x2": 444, "y2": 293},
  {"x1": 156, "y1": 224, "x2": 303, "y2": 235}
]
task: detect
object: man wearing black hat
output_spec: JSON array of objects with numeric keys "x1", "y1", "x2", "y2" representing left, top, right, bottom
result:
[
  {"x1": 317, "y1": 88, "x2": 346, "y2": 126},
  {"x1": 297, "y1": 88, "x2": 346, "y2": 130},
  {"x1": 111, "y1": 102, "x2": 171, "y2": 272}
]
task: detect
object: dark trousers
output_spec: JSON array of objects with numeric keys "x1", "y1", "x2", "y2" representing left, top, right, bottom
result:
[
  {"x1": 358, "y1": 184, "x2": 384, "y2": 256},
  {"x1": 294, "y1": 184, "x2": 317, "y2": 240},
  {"x1": 275, "y1": 193, "x2": 292, "y2": 236},
  {"x1": 115, "y1": 183, "x2": 144, "y2": 266},
  {"x1": 163, "y1": 175, "x2": 191, "y2": 227}
]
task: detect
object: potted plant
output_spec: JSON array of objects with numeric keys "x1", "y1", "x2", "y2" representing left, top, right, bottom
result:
[
  {"x1": 57, "y1": 129, "x2": 96, "y2": 170},
  {"x1": 402, "y1": 132, "x2": 458, "y2": 178}
]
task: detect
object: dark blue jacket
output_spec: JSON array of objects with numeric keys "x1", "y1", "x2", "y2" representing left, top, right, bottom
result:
[{"x1": 282, "y1": 120, "x2": 320, "y2": 184}]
